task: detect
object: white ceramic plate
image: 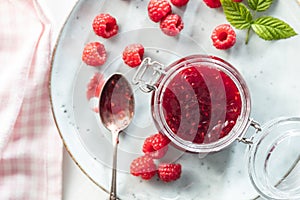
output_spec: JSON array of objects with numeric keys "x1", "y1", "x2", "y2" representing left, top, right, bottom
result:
[{"x1": 50, "y1": 0, "x2": 300, "y2": 199}]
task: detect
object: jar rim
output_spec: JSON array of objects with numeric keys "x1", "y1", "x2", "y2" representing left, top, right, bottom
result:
[{"x1": 152, "y1": 54, "x2": 251, "y2": 153}]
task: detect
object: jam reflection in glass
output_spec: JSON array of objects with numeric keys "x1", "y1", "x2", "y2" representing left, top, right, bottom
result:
[{"x1": 161, "y1": 65, "x2": 242, "y2": 144}]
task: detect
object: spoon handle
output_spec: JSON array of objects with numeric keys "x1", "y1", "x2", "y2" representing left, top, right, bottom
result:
[{"x1": 109, "y1": 130, "x2": 119, "y2": 200}]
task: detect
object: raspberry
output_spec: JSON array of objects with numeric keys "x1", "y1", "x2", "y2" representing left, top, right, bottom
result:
[
  {"x1": 160, "y1": 14, "x2": 184, "y2": 36},
  {"x1": 92, "y1": 13, "x2": 118, "y2": 38},
  {"x1": 211, "y1": 24, "x2": 236, "y2": 50},
  {"x1": 170, "y1": 0, "x2": 189, "y2": 7},
  {"x1": 86, "y1": 72, "x2": 104, "y2": 100},
  {"x1": 158, "y1": 163, "x2": 182, "y2": 182},
  {"x1": 130, "y1": 155, "x2": 157, "y2": 180},
  {"x1": 142, "y1": 133, "x2": 170, "y2": 159},
  {"x1": 148, "y1": 0, "x2": 172, "y2": 23},
  {"x1": 122, "y1": 44, "x2": 144, "y2": 68},
  {"x1": 203, "y1": 0, "x2": 221, "y2": 8},
  {"x1": 82, "y1": 42, "x2": 107, "y2": 66}
]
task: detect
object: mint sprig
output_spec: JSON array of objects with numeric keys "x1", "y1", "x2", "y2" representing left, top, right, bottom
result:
[{"x1": 220, "y1": 0, "x2": 297, "y2": 44}]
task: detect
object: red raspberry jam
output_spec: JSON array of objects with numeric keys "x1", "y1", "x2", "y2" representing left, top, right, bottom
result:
[
  {"x1": 99, "y1": 74, "x2": 134, "y2": 122},
  {"x1": 160, "y1": 64, "x2": 242, "y2": 144}
]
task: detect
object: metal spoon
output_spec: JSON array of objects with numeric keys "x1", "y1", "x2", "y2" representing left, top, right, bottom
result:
[{"x1": 99, "y1": 73, "x2": 134, "y2": 200}]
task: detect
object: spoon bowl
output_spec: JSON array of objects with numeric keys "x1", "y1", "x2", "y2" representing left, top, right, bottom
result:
[{"x1": 99, "y1": 73, "x2": 135, "y2": 200}]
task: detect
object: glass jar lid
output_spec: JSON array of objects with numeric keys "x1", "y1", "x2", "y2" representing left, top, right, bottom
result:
[{"x1": 247, "y1": 117, "x2": 300, "y2": 200}]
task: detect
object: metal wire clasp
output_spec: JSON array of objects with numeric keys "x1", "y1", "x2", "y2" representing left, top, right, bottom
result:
[
  {"x1": 237, "y1": 119, "x2": 262, "y2": 145},
  {"x1": 132, "y1": 57, "x2": 166, "y2": 93}
]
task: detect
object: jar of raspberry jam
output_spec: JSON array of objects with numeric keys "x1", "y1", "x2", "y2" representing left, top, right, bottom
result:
[
  {"x1": 132, "y1": 54, "x2": 300, "y2": 200},
  {"x1": 133, "y1": 55, "x2": 252, "y2": 153}
]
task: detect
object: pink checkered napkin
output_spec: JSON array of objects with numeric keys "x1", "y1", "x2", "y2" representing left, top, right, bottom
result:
[{"x1": 0, "y1": 0, "x2": 62, "y2": 199}]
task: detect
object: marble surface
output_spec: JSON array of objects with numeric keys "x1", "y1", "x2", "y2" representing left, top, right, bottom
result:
[
  {"x1": 46, "y1": 0, "x2": 300, "y2": 199},
  {"x1": 62, "y1": 149, "x2": 106, "y2": 199}
]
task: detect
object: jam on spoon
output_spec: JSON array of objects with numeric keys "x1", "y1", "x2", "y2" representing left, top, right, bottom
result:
[{"x1": 99, "y1": 73, "x2": 134, "y2": 200}]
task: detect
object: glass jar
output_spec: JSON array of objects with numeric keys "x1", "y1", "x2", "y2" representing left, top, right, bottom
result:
[{"x1": 132, "y1": 54, "x2": 300, "y2": 200}]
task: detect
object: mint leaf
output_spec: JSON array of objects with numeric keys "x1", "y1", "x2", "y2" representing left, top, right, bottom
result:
[
  {"x1": 251, "y1": 16, "x2": 297, "y2": 40},
  {"x1": 221, "y1": 0, "x2": 252, "y2": 29},
  {"x1": 248, "y1": 0, "x2": 273, "y2": 12}
]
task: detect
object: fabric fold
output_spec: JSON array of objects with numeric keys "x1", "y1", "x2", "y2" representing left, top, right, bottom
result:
[{"x1": 0, "y1": 0, "x2": 62, "y2": 199}]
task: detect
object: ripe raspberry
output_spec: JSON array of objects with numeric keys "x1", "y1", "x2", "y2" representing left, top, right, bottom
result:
[
  {"x1": 148, "y1": 0, "x2": 172, "y2": 23},
  {"x1": 158, "y1": 163, "x2": 182, "y2": 182},
  {"x1": 203, "y1": 0, "x2": 221, "y2": 8},
  {"x1": 142, "y1": 133, "x2": 170, "y2": 159},
  {"x1": 86, "y1": 72, "x2": 104, "y2": 100},
  {"x1": 130, "y1": 155, "x2": 157, "y2": 180},
  {"x1": 82, "y1": 42, "x2": 107, "y2": 66},
  {"x1": 170, "y1": 0, "x2": 189, "y2": 7},
  {"x1": 92, "y1": 13, "x2": 118, "y2": 38},
  {"x1": 122, "y1": 44, "x2": 144, "y2": 68},
  {"x1": 160, "y1": 14, "x2": 184, "y2": 36},
  {"x1": 211, "y1": 24, "x2": 236, "y2": 50}
]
